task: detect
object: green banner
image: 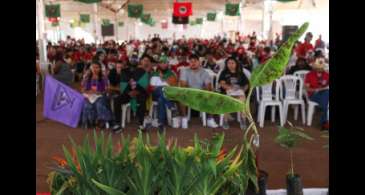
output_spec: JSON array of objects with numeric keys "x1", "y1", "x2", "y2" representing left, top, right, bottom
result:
[
  {"x1": 207, "y1": 12, "x2": 216, "y2": 21},
  {"x1": 225, "y1": 3, "x2": 240, "y2": 16},
  {"x1": 45, "y1": 4, "x2": 61, "y2": 18},
  {"x1": 102, "y1": 19, "x2": 110, "y2": 26},
  {"x1": 75, "y1": 0, "x2": 101, "y2": 3},
  {"x1": 195, "y1": 18, "x2": 203, "y2": 25},
  {"x1": 140, "y1": 13, "x2": 151, "y2": 24},
  {"x1": 80, "y1": 14, "x2": 90, "y2": 23},
  {"x1": 51, "y1": 21, "x2": 59, "y2": 27},
  {"x1": 128, "y1": 4, "x2": 143, "y2": 18}
]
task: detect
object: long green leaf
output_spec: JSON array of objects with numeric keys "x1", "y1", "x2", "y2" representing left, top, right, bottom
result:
[
  {"x1": 250, "y1": 22, "x2": 309, "y2": 87},
  {"x1": 163, "y1": 86, "x2": 245, "y2": 114},
  {"x1": 92, "y1": 179, "x2": 127, "y2": 195}
]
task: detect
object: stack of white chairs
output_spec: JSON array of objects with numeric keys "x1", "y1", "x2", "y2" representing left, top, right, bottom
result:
[
  {"x1": 256, "y1": 80, "x2": 284, "y2": 128},
  {"x1": 279, "y1": 75, "x2": 306, "y2": 125}
]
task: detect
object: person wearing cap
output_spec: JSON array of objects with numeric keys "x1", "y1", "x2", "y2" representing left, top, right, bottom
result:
[
  {"x1": 151, "y1": 55, "x2": 178, "y2": 132},
  {"x1": 304, "y1": 57, "x2": 329, "y2": 131}
]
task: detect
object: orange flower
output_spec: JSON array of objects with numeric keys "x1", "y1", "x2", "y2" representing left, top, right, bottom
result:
[
  {"x1": 217, "y1": 148, "x2": 227, "y2": 161},
  {"x1": 115, "y1": 142, "x2": 122, "y2": 153},
  {"x1": 52, "y1": 156, "x2": 67, "y2": 167}
]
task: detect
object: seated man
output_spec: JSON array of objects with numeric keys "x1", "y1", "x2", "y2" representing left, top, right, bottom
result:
[
  {"x1": 111, "y1": 57, "x2": 149, "y2": 131},
  {"x1": 108, "y1": 60, "x2": 128, "y2": 133},
  {"x1": 287, "y1": 57, "x2": 312, "y2": 75},
  {"x1": 179, "y1": 54, "x2": 219, "y2": 129},
  {"x1": 304, "y1": 57, "x2": 329, "y2": 131},
  {"x1": 151, "y1": 57, "x2": 178, "y2": 132}
]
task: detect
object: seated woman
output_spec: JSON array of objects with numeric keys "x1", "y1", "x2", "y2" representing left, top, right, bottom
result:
[
  {"x1": 304, "y1": 57, "x2": 329, "y2": 131},
  {"x1": 151, "y1": 57, "x2": 178, "y2": 132},
  {"x1": 218, "y1": 57, "x2": 249, "y2": 130},
  {"x1": 81, "y1": 61, "x2": 113, "y2": 129}
]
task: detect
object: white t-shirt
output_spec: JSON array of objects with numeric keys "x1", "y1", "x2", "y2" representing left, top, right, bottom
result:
[{"x1": 180, "y1": 68, "x2": 211, "y2": 89}]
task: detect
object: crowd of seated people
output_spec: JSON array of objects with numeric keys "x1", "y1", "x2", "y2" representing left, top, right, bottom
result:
[{"x1": 39, "y1": 32, "x2": 329, "y2": 132}]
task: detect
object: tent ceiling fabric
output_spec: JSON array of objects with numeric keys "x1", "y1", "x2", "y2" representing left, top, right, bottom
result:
[{"x1": 44, "y1": 0, "x2": 326, "y2": 18}]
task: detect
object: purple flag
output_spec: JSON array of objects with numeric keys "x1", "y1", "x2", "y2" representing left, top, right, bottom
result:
[{"x1": 43, "y1": 75, "x2": 85, "y2": 128}]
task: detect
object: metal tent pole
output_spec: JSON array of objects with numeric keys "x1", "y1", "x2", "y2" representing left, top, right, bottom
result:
[{"x1": 36, "y1": 0, "x2": 48, "y2": 72}]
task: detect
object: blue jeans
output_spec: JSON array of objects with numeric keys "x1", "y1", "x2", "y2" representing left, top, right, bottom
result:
[
  {"x1": 152, "y1": 87, "x2": 174, "y2": 125},
  {"x1": 309, "y1": 89, "x2": 329, "y2": 125}
]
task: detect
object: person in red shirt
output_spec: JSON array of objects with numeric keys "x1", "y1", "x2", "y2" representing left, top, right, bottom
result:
[
  {"x1": 171, "y1": 55, "x2": 189, "y2": 78},
  {"x1": 296, "y1": 32, "x2": 314, "y2": 58},
  {"x1": 304, "y1": 57, "x2": 329, "y2": 130},
  {"x1": 315, "y1": 35, "x2": 325, "y2": 49}
]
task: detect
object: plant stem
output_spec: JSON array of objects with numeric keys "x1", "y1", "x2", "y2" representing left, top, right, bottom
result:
[
  {"x1": 289, "y1": 149, "x2": 294, "y2": 177},
  {"x1": 244, "y1": 88, "x2": 259, "y2": 138}
]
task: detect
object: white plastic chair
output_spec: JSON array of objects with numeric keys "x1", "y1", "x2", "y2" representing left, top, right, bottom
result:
[
  {"x1": 243, "y1": 68, "x2": 251, "y2": 79},
  {"x1": 307, "y1": 101, "x2": 319, "y2": 126},
  {"x1": 149, "y1": 101, "x2": 173, "y2": 126},
  {"x1": 293, "y1": 70, "x2": 310, "y2": 119},
  {"x1": 187, "y1": 108, "x2": 207, "y2": 127},
  {"x1": 121, "y1": 103, "x2": 131, "y2": 128},
  {"x1": 293, "y1": 70, "x2": 310, "y2": 83},
  {"x1": 279, "y1": 75, "x2": 306, "y2": 125},
  {"x1": 256, "y1": 80, "x2": 284, "y2": 128}
]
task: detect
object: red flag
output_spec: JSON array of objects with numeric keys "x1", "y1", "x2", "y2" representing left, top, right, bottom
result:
[{"x1": 173, "y1": 2, "x2": 192, "y2": 17}]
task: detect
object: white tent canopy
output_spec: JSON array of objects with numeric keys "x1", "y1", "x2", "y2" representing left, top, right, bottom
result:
[{"x1": 36, "y1": 0, "x2": 329, "y2": 43}]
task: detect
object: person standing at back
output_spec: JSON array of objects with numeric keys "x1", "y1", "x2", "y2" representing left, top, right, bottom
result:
[{"x1": 179, "y1": 54, "x2": 219, "y2": 129}]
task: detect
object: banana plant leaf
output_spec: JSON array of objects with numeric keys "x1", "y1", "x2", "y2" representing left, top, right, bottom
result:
[
  {"x1": 163, "y1": 86, "x2": 245, "y2": 114},
  {"x1": 250, "y1": 22, "x2": 309, "y2": 87}
]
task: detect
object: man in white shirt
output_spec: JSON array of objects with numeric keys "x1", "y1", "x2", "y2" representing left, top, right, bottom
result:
[{"x1": 179, "y1": 54, "x2": 219, "y2": 129}]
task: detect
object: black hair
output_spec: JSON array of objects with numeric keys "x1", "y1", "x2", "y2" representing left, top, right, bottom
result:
[
  {"x1": 140, "y1": 54, "x2": 154, "y2": 62},
  {"x1": 88, "y1": 61, "x2": 103, "y2": 82},
  {"x1": 189, "y1": 54, "x2": 199, "y2": 61},
  {"x1": 223, "y1": 57, "x2": 244, "y2": 76}
]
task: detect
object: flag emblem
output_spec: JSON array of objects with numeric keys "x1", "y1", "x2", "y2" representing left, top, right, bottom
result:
[{"x1": 51, "y1": 85, "x2": 76, "y2": 111}]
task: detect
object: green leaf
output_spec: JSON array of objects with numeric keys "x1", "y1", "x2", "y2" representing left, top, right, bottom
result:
[
  {"x1": 92, "y1": 179, "x2": 127, "y2": 195},
  {"x1": 163, "y1": 86, "x2": 245, "y2": 114},
  {"x1": 250, "y1": 22, "x2": 309, "y2": 87}
]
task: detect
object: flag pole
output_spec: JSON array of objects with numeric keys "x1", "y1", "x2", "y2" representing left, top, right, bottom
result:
[
  {"x1": 36, "y1": 0, "x2": 48, "y2": 72},
  {"x1": 93, "y1": 3, "x2": 99, "y2": 44}
]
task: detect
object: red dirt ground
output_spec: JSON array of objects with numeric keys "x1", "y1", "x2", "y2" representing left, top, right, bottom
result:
[{"x1": 36, "y1": 90, "x2": 328, "y2": 192}]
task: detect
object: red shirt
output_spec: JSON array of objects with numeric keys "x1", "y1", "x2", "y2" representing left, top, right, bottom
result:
[
  {"x1": 83, "y1": 52, "x2": 92, "y2": 61},
  {"x1": 304, "y1": 70, "x2": 329, "y2": 97},
  {"x1": 72, "y1": 51, "x2": 81, "y2": 62},
  {"x1": 296, "y1": 41, "x2": 314, "y2": 58},
  {"x1": 171, "y1": 61, "x2": 189, "y2": 78}
]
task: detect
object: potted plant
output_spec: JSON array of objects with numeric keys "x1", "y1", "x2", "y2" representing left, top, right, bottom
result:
[{"x1": 275, "y1": 122, "x2": 313, "y2": 195}]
